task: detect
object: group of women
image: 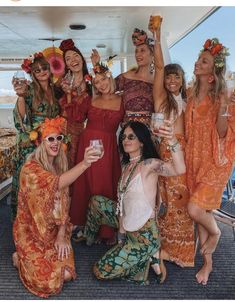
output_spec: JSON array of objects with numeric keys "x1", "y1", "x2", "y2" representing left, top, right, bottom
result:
[{"x1": 11, "y1": 16, "x2": 235, "y2": 298}]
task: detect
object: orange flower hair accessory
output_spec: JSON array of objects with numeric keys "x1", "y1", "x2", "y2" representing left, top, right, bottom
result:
[
  {"x1": 202, "y1": 38, "x2": 229, "y2": 68},
  {"x1": 21, "y1": 52, "x2": 44, "y2": 74},
  {"x1": 40, "y1": 116, "x2": 66, "y2": 139}
]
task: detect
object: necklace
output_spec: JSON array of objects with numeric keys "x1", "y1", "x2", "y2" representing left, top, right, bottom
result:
[
  {"x1": 116, "y1": 159, "x2": 142, "y2": 216},
  {"x1": 129, "y1": 155, "x2": 141, "y2": 162}
]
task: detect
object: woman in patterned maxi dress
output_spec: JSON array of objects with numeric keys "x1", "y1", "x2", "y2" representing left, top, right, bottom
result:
[
  {"x1": 185, "y1": 38, "x2": 235, "y2": 285},
  {"x1": 13, "y1": 117, "x2": 100, "y2": 298},
  {"x1": 12, "y1": 54, "x2": 60, "y2": 219},
  {"x1": 149, "y1": 17, "x2": 195, "y2": 268}
]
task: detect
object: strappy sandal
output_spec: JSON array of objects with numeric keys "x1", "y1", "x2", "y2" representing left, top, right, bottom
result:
[
  {"x1": 151, "y1": 256, "x2": 167, "y2": 284},
  {"x1": 72, "y1": 230, "x2": 86, "y2": 243}
]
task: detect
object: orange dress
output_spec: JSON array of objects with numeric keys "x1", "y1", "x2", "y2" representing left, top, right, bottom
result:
[
  {"x1": 13, "y1": 160, "x2": 76, "y2": 298},
  {"x1": 185, "y1": 95, "x2": 235, "y2": 210},
  {"x1": 158, "y1": 135, "x2": 195, "y2": 267}
]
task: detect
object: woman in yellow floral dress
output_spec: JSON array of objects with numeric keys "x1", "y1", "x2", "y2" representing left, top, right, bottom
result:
[{"x1": 12, "y1": 117, "x2": 100, "y2": 298}]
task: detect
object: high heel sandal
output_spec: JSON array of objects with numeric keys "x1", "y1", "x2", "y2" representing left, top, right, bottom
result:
[{"x1": 151, "y1": 256, "x2": 167, "y2": 284}]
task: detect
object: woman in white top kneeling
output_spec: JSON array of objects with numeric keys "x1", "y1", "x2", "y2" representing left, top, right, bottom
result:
[{"x1": 83, "y1": 120, "x2": 186, "y2": 285}]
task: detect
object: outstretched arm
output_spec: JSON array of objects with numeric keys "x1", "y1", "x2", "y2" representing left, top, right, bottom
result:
[
  {"x1": 58, "y1": 146, "x2": 100, "y2": 190},
  {"x1": 149, "y1": 16, "x2": 167, "y2": 112}
]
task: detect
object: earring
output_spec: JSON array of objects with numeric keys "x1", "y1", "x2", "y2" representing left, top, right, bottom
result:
[
  {"x1": 149, "y1": 59, "x2": 155, "y2": 74},
  {"x1": 208, "y1": 75, "x2": 214, "y2": 84}
]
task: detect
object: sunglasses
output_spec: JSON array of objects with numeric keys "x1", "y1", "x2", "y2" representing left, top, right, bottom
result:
[
  {"x1": 33, "y1": 66, "x2": 49, "y2": 74},
  {"x1": 45, "y1": 135, "x2": 64, "y2": 143},
  {"x1": 121, "y1": 133, "x2": 137, "y2": 141}
]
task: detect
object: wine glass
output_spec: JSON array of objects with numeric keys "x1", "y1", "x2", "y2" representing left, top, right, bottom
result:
[
  {"x1": 63, "y1": 70, "x2": 74, "y2": 89},
  {"x1": 13, "y1": 70, "x2": 26, "y2": 86},
  {"x1": 222, "y1": 79, "x2": 235, "y2": 117},
  {"x1": 89, "y1": 139, "x2": 104, "y2": 158},
  {"x1": 151, "y1": 113, "x2": 164, "y2": 133}
]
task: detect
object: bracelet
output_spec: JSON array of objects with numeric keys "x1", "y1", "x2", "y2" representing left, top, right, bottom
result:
[{"x1": 167, "y1": 140, "x2": 181, "y2": 153}]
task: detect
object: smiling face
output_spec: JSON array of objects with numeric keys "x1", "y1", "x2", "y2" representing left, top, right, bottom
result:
[
  {"x1": 65, "y1": 50, "x2": 83, "y2": 73},
  {"x1": 135, "y1": 44, "x2": 152, "y2": 67},
  {"x1": 194, "y1": 50, "x2": 214, "y2": 77},
  {"x1": 44, "y1": 133, "x2": 63, "y2": 160},
  {"x1": 122, "y1": 126, "x2": 143, "y2": 158},
  {"x1": 164, "y1": 73, "x2": 183, "y2": 95},
  {"x1": 93, "y1": 73, "x2": 112, "y2": 95}
]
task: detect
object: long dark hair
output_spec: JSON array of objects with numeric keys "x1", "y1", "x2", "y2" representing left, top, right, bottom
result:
[
  {"x1": 63, "y1": 48, "x2": 92, "y2": 96},
  {"x1": 160, "y1": 64, "x2": 187, "y2": 118},
  {"x1": 118, "y1": 121, "x2": 159, "y2": 165}
]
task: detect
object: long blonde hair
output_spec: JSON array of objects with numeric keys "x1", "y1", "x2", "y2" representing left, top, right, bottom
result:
[
  {"x1": 191, "y1": 51, "x2": 226, "y2": 101},
  {"x1": 28, "y1": 141, "x2": 68, "y2": 174}
]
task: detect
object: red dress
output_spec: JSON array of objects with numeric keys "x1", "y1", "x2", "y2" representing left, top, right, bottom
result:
[{"x1": 70, "y1": 102, "x2": 124, "y2": 239}]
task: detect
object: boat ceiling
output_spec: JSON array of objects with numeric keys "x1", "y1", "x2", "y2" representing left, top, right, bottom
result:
[{"x1": 0, "y1": 6, "x2": 216, "y2": 60}]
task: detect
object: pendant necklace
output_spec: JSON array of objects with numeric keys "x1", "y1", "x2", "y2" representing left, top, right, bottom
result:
[{"x1": 116, "y1": 159, "x2": 142, "y2": 216}]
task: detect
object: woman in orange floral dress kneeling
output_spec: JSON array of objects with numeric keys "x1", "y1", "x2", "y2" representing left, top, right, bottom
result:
[{"x1": 12, "y1": 116, "x2": 100, "y2": 298}]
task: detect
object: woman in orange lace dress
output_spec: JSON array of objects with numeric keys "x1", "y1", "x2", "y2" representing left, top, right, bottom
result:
[
  {"x1": 185, "y1": 38, "x2": 235, "y2": 285},
  {"x1": 149, "y1": 17, "x2": 195, "y2": 269},
  {"x1": 13, "y1": 117, "x2": 100, "y2": 298}
]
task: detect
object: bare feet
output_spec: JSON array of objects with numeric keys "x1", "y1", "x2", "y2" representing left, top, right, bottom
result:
[
  {"x1": 12, "y1": 252, "x2": 19, "y2": 269},
  {"x1": 151, "y1": 251, "x2": 167, "y2": 284},
  {"x1": 196, "y1": 261, "x2": 213, "y2": 285},
  {"x1": 200, "y1": 229, "x2": 221, "y2": 255}
]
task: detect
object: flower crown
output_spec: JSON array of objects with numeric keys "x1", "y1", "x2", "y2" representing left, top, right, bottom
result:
[
  {"x1": 21, "y1": 52, "x2": 44, "y2": 74},
  {"x1": 29, "y1": 116, "x2": 70, "y2": 147},
  {"x1": 89, "y1": 62, "x2": 112, "y2": 79},
  {"x1": 202, "y1": 38, "x2": 230, "y2": 68},
  {"x1": 132, "y1": 28, "x2": 154, "y2": 47}
]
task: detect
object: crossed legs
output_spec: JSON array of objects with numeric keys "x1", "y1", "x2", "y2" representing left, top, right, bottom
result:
[{"x1": 188, "y1": 202, "x2": 221, "y2": 285}]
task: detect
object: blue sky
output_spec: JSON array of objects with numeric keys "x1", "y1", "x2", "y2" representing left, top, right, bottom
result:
[{"x1": 170, "y1": 6, "x2": 235, "y2": 82}]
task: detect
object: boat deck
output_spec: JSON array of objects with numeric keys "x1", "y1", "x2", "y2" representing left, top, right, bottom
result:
[{"x1": 0, "y1": 193, "x2": 234, "y2": 300}]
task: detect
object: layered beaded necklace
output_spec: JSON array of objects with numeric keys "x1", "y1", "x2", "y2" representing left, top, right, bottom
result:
[{"x1": 116, "y1": 158, "x2": 142, "y2": 216}]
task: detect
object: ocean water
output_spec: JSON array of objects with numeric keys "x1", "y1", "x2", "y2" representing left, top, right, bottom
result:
[{"x1": 0, "y1": 104, "x2": 14, "y2": 109}]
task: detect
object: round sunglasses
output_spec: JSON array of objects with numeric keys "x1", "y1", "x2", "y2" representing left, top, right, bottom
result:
[
  {"x1": 121, "y1": 133, "x2": 137, "y2": 141},
  {"x1": 33, "y1": 65, "x2": 49, "y2": 74},
  {"x1": 45, "y1": 134, "x2": 64, "y2": 143}
]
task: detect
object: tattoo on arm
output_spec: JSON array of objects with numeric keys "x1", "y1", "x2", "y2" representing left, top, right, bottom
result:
[{"x1": 144, "y1": 158, "x2": 171, "y2": 176}]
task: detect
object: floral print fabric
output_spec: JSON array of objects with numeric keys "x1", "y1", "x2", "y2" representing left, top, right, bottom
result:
[
  {"x1": 13, "y1": 160, "x2": 76, "y2": 298},
  {"x1": 84, "y1": 195, "x2": 160, "y2": 285},
  {"x1": 158, "y1": 135, "x2": 195, "y2": 267}
]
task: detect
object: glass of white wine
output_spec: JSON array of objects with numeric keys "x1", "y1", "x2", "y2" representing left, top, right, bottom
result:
[
  {"x1": 151, "y1": 113, "x2": 164, "y2": 133},
  {"x1": 89, "y1": 139, "x2": 104, "y2": 158},
  {"x1": 13, "y1": 70, "x2": 26, "y2": 86},
  {"x1": 222, "y1": 78, "x2": 235, "y2": 117}
]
